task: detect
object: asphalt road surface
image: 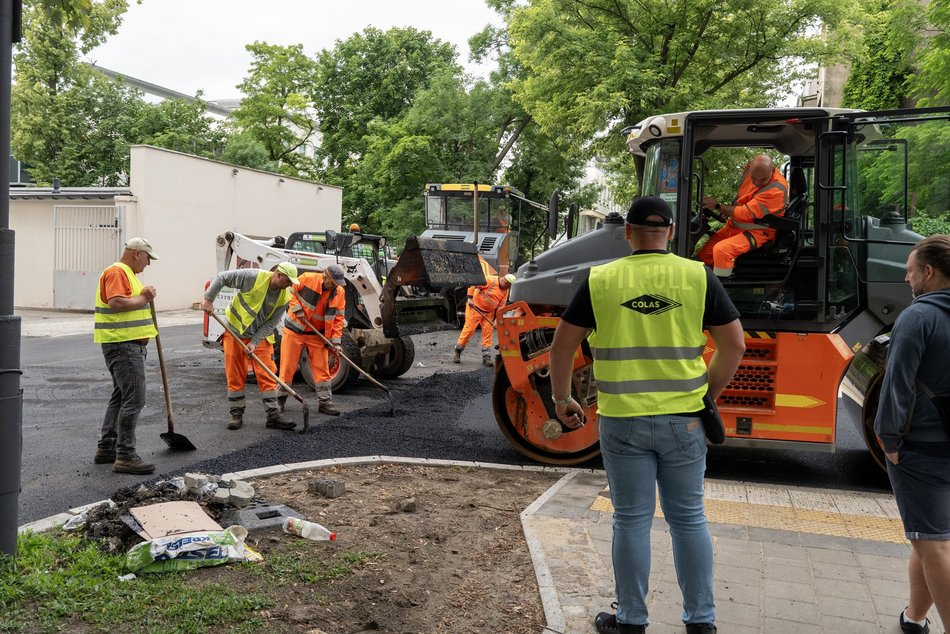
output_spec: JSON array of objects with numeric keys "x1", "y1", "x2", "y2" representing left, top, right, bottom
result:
[{"x1": 17, "y1": 312, "x2": 890, "y2": 525}]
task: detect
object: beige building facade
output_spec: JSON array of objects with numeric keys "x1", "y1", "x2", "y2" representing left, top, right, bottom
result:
[{"x1": 10, "y1": 145, "x2": 343, "y2": 310}]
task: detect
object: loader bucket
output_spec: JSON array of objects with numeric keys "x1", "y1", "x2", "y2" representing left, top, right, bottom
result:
[{"x1": 381, "y1": 236, "x2": 486, "y2": 338}]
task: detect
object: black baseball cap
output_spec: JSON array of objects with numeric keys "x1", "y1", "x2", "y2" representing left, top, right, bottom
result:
[{"x1": 626, "y1": 196, "x2": 673, "y2": 227}]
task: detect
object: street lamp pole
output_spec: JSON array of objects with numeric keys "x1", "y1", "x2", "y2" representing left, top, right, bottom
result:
[{"x1": 0, "y1": 0, "x2": 22, "y2": 556}]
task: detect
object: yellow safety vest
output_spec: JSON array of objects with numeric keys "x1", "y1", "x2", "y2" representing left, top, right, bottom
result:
[
  {"x1": 588, "y1": 253, "x2": 708, "y2": 417},
  {"x1": 93, "y1": 262, "x2": 158, "y2": 343},
  {"x1": 226, "y1": 270, "x2": 290, "y2": 344}
]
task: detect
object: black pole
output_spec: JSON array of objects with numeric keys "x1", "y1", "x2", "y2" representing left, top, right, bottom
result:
[{"x1": 0, "y1": 0, "x2": 22, "y2": 556}]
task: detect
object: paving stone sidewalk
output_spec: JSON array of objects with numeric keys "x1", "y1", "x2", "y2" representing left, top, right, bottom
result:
[{"x1": 524, "y1": 470, "x2": 942, "y2": 634}]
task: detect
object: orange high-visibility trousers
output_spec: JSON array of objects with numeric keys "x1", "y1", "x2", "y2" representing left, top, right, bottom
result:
[
  {"x1": 698, "y1": 225, "x2": 774, "y2": 275},
  {"x1": 279, "y1": 329, "x2": 333, "y2": 400},
  {"x1": 223, "y1": 335, "x2": 278, "y2": 415},
  {"x1": 456, "y1": 303, "x2": 493, "y2": 352}
]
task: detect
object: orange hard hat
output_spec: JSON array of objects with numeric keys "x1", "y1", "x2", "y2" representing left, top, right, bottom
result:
[{"x1": 349, "y1": 223, "x2": 361, "y2": 232}]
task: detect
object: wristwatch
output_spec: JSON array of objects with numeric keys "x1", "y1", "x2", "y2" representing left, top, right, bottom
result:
[
  {"x1": 715, "y1": 202, "x2": 722, "y2": 211},
  {"x1": 551, "y1": 395, "x2": 573, "y2": 405}
]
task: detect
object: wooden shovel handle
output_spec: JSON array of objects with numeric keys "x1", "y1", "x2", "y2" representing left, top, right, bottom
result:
[
  {"x1": 208, "y1": 311, "x2": 303, "y2": 402},
  {"x1": 149, "y1": 302, "x2": 175, "y2": 432}
]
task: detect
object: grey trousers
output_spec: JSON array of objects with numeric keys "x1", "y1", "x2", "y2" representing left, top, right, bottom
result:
[{"x1": 98, "y1": 341, "x2": 147, "y2": 458}]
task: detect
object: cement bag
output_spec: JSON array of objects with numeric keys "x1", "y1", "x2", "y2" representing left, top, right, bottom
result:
[{"x1": 126, "y1": 525, "x2": 255, "y2": 573}]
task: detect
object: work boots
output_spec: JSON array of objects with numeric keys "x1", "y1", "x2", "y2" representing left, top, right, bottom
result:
[
  {"x1": 482, "y1": 354, "x2": 493, "y2": 367},
  {"x1": 452, "y1": 346, "x2": 463, "y2": 364},
  {"x1": 266, "y1": 412, "x2": 297, "y2": 430},
  {"x1": 113, "y1": 455, "x2": 156, "y2": 475},
  {"x1": 94, "y1": 447, "x2": 116, "y2": 464},
  {"x1": 227, "y1": 414, "x2": 243, "y2": 430},
  {"x1": 318, "y1": 401, "x2": 341, "y2": 416}
]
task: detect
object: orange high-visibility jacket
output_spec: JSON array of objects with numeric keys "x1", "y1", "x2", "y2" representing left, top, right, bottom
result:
[
  {"x1": 284, "y1": 272, "x2": 346, "y2": 343},
  {"x1": 728, "y1": 165, "x2": 789, "y2": 230}
]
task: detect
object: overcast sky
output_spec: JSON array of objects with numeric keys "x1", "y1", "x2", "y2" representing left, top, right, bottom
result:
[{"x1": 88, "y1": 0, "x2": 504, "y2": 101}]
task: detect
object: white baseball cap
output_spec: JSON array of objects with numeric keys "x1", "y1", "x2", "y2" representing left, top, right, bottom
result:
[{"x1": 125, "y1": 237, "x2": 159, "y2": 260}]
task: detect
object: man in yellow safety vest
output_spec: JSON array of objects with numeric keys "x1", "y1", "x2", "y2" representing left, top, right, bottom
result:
[
  {"x1": 202, "y1": 262, "x2": 299, "y2": 431},
  {"x1": 550, "y1": 197, "x2": 745, "y2": 634},
  {"x1": 93, "y1": 237, "x2": 160, "y2": 475}
]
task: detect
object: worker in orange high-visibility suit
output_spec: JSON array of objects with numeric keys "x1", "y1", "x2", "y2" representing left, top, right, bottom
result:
[
  {"x1": 454, "y1": 264, "x2": 516, "y2": 367},
  {"x1": 698, "y1": 154, "x2": 789, "y2": 278},
  {"x1": 278, "y1": 264, "x2": 347, "y2": 416}
]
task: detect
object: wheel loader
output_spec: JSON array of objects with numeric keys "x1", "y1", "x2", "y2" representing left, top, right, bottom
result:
[{"x1": 489, "y1": 105, "x2": 950, "y2": 468}]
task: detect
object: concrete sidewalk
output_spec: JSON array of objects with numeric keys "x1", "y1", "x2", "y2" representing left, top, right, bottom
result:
[
  {"x1": 15, "y1": 307, "x2": 201, "y2": 338},
  {"x1": 19, "y1": 456, "x2": 933, "y2": 634}
]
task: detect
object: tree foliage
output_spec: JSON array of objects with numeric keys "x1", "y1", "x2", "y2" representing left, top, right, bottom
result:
[
  {"x1": 911, "y1": 0, "x2": 950, "y2": 106},
  {"x1": 12, "y1": 0, "x2": 137, "y2": 185},
  {"x1": 231, "y1": 42, "x2": 319, "y2": 178},
  {"x1": 312, "y1": 27, "x2": 459, "y2": 187},
  {"x1": 841, "y1": 0, "x2": 920, "y2": 110},
  {"x1": 505, "y1": 0, "x2": 860, "y2": 171},
  {"x1": 13, "y1": 0, "x2": 226, "y2": 186},
  {"x1": 133, "y1": 95, "x2": 225, "y2": 158}
]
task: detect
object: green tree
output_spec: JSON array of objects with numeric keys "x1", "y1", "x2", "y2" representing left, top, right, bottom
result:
[
  {"x1": 312, "y1": 27, "x2": 460, "y2": 187},
  {"x1": 911, "y1": 0, "x2": 950, "y2": 106},
  {"x1": 841, "y1": 0, "x2": 921, "y2": 110},
  {"x1": 11, "y1": 0, "x2": 141, "y2": 185},
  {"x1": 133, "y1": 95, "x2": 224, "y2": 159},
  {"x1": 219, "y1": 129, "x2": 277, "y2": 172},
  {"x1": 348, "y1": 72, "x2": 500, "y2": 243},
  {"x1": 230, "y1": 41, "x2": 319, "y2": 178},
  {"x1": 505, "y1": 0, "x2": 860, "y2": 166}
]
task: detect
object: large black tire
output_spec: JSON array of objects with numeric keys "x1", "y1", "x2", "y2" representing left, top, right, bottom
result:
[
  {"x1": 372, "y1": 336, "x2": 416, "y2": 380},
  {"x1": 300, "y1": 337, "x2": 363, "y2": 394}
]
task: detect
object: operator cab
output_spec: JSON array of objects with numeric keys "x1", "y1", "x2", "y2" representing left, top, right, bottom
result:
[{"x1": 626, "y1": 107, "x2": 945, "y2": 331}]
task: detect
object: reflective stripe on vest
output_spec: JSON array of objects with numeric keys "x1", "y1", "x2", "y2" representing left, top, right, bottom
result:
[
  {"x1": 226, "y1": 270, "x2": 289, "y2": 344},
  {"x1": 93, "y1": 262, "x2": 158, "y2": 343},
  {"x1": 284, "y1": 273, "x2": 340, "y2": 334},
  {"x1": 588, "y1": 253, "x2": 708, "y2": 417}
]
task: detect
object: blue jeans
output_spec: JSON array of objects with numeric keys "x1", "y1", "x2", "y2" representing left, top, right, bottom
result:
[
  {"x1": 99, "y1": 342, "x2": 147, "y2": 458},
  {"x1": 599, "y1": 413, "x2": 714, "y2": 626}
]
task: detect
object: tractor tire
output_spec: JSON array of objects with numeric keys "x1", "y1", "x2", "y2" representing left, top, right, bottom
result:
[
  {"x1": 300, "y1": 338, "x2": 363, "y2": 394},
  {"x1": 372, "y1": 336, "x2": 416, "y2": 380}
]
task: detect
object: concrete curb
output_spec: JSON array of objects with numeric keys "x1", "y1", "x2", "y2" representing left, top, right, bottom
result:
[{"x1": 521, "y1": 470, "x2": 580, "y2": 634}]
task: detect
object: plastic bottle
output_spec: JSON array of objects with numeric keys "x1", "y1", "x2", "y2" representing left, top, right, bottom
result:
[{"x1": 282, "y1": 517, "x2": 337, "y2": 541}]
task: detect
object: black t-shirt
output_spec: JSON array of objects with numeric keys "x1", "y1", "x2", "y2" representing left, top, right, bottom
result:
[{"x1": 561, "y1": 251, "x2": 740, "y2": 330}]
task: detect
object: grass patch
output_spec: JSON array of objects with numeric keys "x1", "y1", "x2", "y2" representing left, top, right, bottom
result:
[
  {"x1": 0, "y1": 530, "x2": 273, "y2": 633},
  {"x1": 247, "y1": 541, "x2": 380, "y2": 584}
]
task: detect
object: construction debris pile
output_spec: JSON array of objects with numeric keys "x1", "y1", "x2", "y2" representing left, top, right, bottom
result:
[{"x1": 75, "y1": 472, "x2": 263, "y2": 553}]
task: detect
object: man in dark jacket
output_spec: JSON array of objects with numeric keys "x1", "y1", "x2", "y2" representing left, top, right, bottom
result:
[{"x1": 875, "y1": 234, "x2": 950, "y2": 634}]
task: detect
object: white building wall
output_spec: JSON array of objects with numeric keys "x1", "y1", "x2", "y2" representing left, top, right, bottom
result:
[
  {"x1": 10, "y1": 199, "x2": 56, "y2": 308},
  {"x1": 128, "y1": 145, "x2": 342, "y2": 309},
  {"x1": 9, "y1": 146, "x2": 343, "y2": 310}
]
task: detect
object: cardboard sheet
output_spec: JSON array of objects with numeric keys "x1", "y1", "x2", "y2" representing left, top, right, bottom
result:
[{"x1": 130, "y1": 501, "x2": 222, "y2": 539}]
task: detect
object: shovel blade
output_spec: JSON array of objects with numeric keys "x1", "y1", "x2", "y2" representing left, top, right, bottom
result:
[{"x1": 160, "y1": 431, "x2": 197, "y2": 451}]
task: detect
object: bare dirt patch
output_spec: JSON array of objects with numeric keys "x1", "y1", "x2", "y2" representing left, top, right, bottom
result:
[{"x1": 194, "y1": 462, "x2": 562, "y2": 633}]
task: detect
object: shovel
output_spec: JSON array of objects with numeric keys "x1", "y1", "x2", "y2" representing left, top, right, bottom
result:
[
  {"x1": 150, "y1": 303, "x2": 197, "y2": 451},
  {"x1": 291, "y1": 289, "x2": 396, "y2": 417},
  {"x1": 208, "y1": 311, "x2": 310, "y2": 433}
]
